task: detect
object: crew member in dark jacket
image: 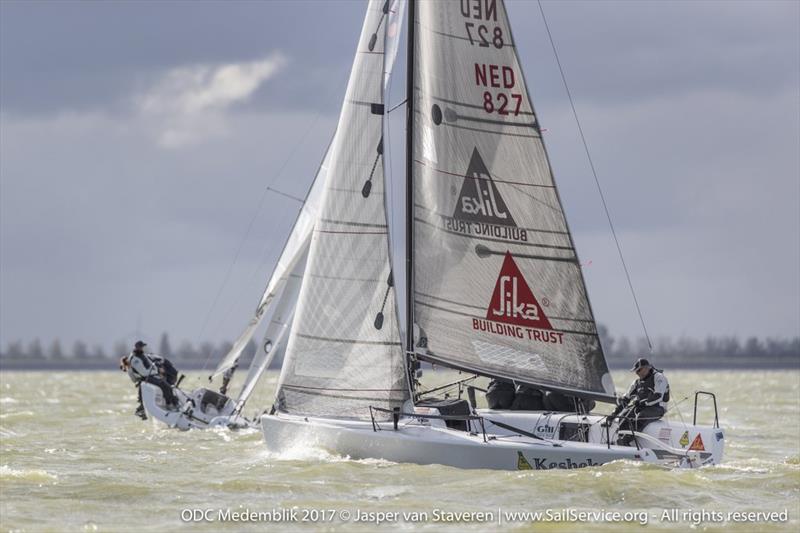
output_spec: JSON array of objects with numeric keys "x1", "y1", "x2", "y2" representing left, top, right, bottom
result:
[
  {"x1": 606, "y1": 358, "x2": 670, "y2": 445},
  {"x1": 123, "y1": 341, "x2": 179, "y2": 417}
]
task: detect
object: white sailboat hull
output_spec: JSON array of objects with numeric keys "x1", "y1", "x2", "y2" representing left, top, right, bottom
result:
[
  {"x1": 140, "y1": 383, "x2": 252, "y2": 431},
  {"x1": 261, "y1": 409, "x2": 723, "y2": 470}
]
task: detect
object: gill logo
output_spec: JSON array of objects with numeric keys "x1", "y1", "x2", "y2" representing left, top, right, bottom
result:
[{"x1": 488, "y1": 252, "x2": 553, "y2": 329}]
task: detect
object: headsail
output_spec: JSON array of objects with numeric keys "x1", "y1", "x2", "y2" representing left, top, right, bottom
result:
[
  {"x1": 274, "y1": 0, "x2": 409, "y2": 420},
  {"x1": 234, "y1": 244, "x2": 308, "y2": 412},
  {"x1": 209, "y1": 138, "x2": 334, "y2": 381},
  {"x1": 410, "y1": 0, "x2": 614, "y2": 400}
]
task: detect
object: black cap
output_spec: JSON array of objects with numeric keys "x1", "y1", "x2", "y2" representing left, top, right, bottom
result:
[
  {"x1": 134, "y1": 340, "x2": 147, "y2": 349},
  {"x1": 630, "y1": 357, "x2": 650, "y2": 372}
]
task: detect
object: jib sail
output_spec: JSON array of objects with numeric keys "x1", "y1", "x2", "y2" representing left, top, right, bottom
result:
[{"x1": 274, "y1": 0, "x2": 409, "y2": 419}]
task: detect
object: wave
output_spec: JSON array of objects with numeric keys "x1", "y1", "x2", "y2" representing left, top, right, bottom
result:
[{"x1": 0, "y1": 464, "x2": 57, "y2": 482}]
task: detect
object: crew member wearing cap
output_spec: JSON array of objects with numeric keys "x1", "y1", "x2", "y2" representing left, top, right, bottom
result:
[
  {"x1": 604, "y1": 358, "x2": 670, "y2": 446},
  {"x1": 122, "y1": 341, "x2": 179, "y2": 418}
]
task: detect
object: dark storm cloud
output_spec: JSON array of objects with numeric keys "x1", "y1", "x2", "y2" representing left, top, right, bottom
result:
[
  {"x1": 0, "y1": 0, "x2": 798, "y2": 349},
  {"x1": 0, "y1": 0, "x2": 366, "y2": 115}
]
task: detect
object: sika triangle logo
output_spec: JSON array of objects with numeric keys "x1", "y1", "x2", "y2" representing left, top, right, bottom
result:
[
  {"x1": 454, "y1": 148, "x2": 517, "y2": 227},
  {"x1": 487, "y1": 252, "x2": 553, "y2": 329}
]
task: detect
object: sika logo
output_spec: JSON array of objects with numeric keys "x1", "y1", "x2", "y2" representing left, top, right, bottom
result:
[
  {"x1": 488, "y1": 252, "x2": 552, "y2": 329},
  {"x1": 454, "y1": 148, "x2": 516, "y2": 226},
  {"x1": 472, "y1": 252, "x2": 564, "y2": 344},
  {"x1": 441, "y1": 148, "x2": 528, "y2": 243}
]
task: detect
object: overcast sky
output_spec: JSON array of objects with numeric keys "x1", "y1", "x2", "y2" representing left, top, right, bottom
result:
[{"x1": 1, "y1": 0, "x2": 798, "y2": 353}]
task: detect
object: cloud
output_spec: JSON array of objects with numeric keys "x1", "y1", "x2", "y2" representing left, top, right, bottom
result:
[{"x1": 137, "y1": 52, "x2": 287, "y2": 148}]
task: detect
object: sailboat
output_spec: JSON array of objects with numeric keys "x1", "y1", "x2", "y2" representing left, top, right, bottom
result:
[
  {"x1": 267, "y1": 0, "x2": 722, "y2": 469},
  {"x1": 137, "y1": 0, "x2": 406, "y2": 431},
  {"x1": 138, "y1": 136, "x2": 334, "y2": 430}
]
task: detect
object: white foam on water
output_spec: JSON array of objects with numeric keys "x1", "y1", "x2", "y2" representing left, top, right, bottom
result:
[
  {"x1": 0, "y1": 464, "x2": 58, "y2": 482},
  {"x1": 0, "y1": 410, "x2": 35, "y2": 419},
  {"x1": 361, "y1": 485, "x2": 412, "y2": 500}
]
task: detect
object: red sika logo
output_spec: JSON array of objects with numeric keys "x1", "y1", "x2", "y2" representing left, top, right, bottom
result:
[{"x1": 488, "y1": 252, "x2": 553, "y2": 329}]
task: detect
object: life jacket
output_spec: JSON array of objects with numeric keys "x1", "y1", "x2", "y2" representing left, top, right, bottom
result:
[
  {"x1": 157, "y1": 358, "x2": 178, "y2": 385},
  {"x1": 635, "y1": 368, "x2": 670, "y2": 404},
  {"x1": 129, "y1": 351, "x2": 156, "y2": 380}
]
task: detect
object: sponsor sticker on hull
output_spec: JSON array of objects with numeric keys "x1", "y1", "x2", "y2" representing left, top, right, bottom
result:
[
  {"x1": 689, "y1": 434, "x2": 706, "y2": 451},
  {"x1": 516, "y1": 452, "x2": 601, "y2": 470}
]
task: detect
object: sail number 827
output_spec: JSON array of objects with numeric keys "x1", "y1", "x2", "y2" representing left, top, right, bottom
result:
[
  {"x1": 465, "y1": 23, "x2": 504, "y2": 48},
  {"x1": 483, "y1": 91, "x2": 522, "y2": 116}
]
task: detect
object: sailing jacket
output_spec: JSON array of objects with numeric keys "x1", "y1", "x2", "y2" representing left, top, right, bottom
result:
[
  {"x1": 624, "y1": 369, "x2": 670, "y2": 410},
  {"x1": 127, "y1": 351, "x2": 161, "y2": 382}
]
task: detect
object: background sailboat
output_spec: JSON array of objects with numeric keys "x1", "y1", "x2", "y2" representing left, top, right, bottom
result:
[{"x1": 139, "y1": 141, "x2": 332, "y2": 429}]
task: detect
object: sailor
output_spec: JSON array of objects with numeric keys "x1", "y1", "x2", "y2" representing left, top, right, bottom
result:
[
  {"x1": 543, "y1": 391, "x2": 596, "y2": 414},
  {"x1": 127, "y1": 341, "x2": 180, "y2": 413},
  {"x1": 605, "y1": 358, "x2": 670, "y2": 445},
  {"x1": 219, "y1": 362, "x2": 237, "y2": 396},
  {"x1": 119, "y1": 355, "x2": 147, "y2": 419},
  {"x1": 485, "y1": 378, "x2": 515, "y2": 409},
  {"x1": 151, "y1": 353, "x2": 179, "y2": 386},
  {"x1": 510, "y1": 384, "x2": 545, "y2": 411}
]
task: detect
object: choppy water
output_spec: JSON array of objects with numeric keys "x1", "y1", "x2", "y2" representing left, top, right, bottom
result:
[{"x1": 1, "y1": 369, "x2": 798, "y2": 532}]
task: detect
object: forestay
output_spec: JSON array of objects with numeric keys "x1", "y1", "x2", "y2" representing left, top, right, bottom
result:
[
  {"x1": 410, "y1": 0, "x2": 614, "y2": 400},
  {"x1": 274, "y1": 0, "x2": 409, "y2": 420}
]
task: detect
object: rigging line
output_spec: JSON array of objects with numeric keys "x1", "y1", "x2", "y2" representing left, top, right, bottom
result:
[
  {"x1": 266, "y1": 187, "x2": 304, "y2": 203},
  {"x1": 195, "y1": 71, "x2": 351, "y2": 374},
  {"x1": 537, "y1": 0, "x2": 653, "y2": 351},
  {"x1": 387, "y1": 98, "x2": 407, "y2": 113}
]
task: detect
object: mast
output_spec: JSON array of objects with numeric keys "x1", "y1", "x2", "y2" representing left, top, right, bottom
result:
[{"x1": 404, "y1": 0, "x2": 416, "y2": 397}]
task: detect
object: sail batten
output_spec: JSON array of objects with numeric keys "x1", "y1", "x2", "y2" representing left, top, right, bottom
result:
[{"x1": 410, "y1": 0, "x2": 614, "y2": 399}]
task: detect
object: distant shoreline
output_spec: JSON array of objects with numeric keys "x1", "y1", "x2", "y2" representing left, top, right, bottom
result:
[{"x1": 1, "y1": 360, "x2": 797, "y2": 372}]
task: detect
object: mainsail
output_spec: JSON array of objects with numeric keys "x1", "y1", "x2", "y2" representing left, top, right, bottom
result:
[
  {"x1": 274, "y1": 0, "x2": 409, "y2": 420},
  {"x1": 409, "y1": 0, "x2": 614, "y2": 400}
]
